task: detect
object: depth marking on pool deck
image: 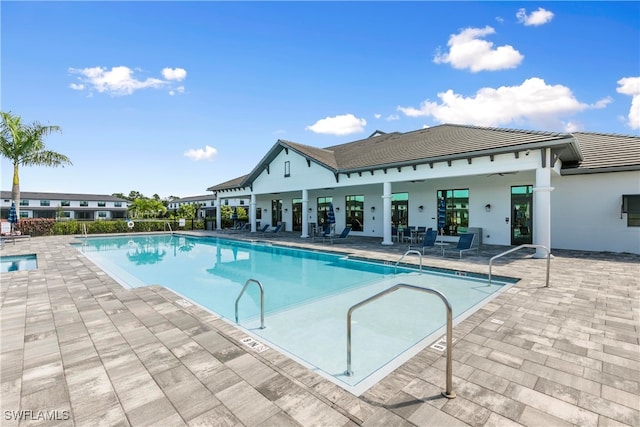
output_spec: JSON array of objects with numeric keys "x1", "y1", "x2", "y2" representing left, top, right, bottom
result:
[
  {"x1": 430, "y1": 336, "x2": 457, "y2": 351},
  {"x1": 241, "y1": 336, "x2": 269, "y2": 353}
]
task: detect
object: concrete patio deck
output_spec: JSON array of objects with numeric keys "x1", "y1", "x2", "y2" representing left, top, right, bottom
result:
[{"x1": 1, "y1": 232, "x2": 638, "y2": 426}]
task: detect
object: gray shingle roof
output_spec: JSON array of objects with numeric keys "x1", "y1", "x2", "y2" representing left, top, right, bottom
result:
[
  {"x1": 207, "y1": 175, "x2": 249, "y2": 191},
  {"x1": 171, "y1": 194, "x2": 216, "y2": 202},
  {"x1": 564, "y1": 132, "x2": 640, "y2": 173},
  {"x1": 207, "y1": 123, "x2": 639, "y2": 191},
  {"x1": 1, "y1": 191, "x2": 129, "y2": 202}
]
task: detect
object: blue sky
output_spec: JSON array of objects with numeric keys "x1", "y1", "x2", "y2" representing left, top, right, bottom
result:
[{"x1": 2, "y1": 1, "x2": 638, "y2": 199}]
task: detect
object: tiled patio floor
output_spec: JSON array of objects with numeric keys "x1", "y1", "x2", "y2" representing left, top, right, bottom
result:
[{"x1": 1, "y1": 232, "x2": 638, "y2": 426}]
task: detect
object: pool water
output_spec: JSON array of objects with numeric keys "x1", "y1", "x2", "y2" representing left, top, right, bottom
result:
[
  {"x1": 76, "y1": 234, "x2": 515, "y2": 394},
  {"x1": 1, "y1": 254, "x2": 37, "y2": 272}
]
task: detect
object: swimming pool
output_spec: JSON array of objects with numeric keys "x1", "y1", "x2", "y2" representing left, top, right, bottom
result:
[
  {"x1": 1, "y1": 254, "x2": 38, "y2": 272},
  {"x1": 75, "y1": 234, "x2": 516, "y2": 395}
]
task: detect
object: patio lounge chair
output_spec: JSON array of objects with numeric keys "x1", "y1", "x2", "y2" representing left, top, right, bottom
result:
[
  {"x1": 0, "y1": 233, "x2": 31, "y2": 246},
  {"x1": 261, "y1": 224, "x2": 283, "y2": 236},
  {"x1": 408, "y1": 229, "x2": 438, "y2": 254},
  {"x1": 323, "y1": 226, "x2": 351, "y2": 244},
  {"x1": 443, "y1": 233, "x2": 478, "y2": 258}
]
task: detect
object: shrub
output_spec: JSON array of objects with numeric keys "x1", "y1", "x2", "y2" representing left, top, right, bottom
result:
[{"x1": 17, "y1": 218, "x2": 55, "y2": 236}]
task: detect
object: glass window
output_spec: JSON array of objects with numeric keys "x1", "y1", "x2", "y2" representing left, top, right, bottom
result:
[
  {"x1": 284, "y1": 161, "x2": 290, "y2": 177},
  {"x1": 224, "y1": 200, "x2": 229, "y2": 206},
  {"x1": 317, "y1": 196, "x2": 333, "y2": 226},
  {"x1": 80, "y1": 201, "x2": 88, "y2": 207},
  {"x1": 97, "y1": 201, "x2": 106, "y2": 207},
  {"x1": 345, "y1": 195, "x2": 364, "y2": 231},
  {"x1": 623, "y1": 194, "x2": 640, "y2": 227},
  {"x1": 40, "y1": 200, "x2": 50, "y2": 207},
  {"x1": 61, "y1": 200, "x2": 70, "y2": 207},
  {"x1": 20, "y1": 199, "x2": 29, "y2": 206},
  {"x1": 114, "y1": 202, "x2": 122, "y2": 207},
  {"x1": 76, "y1": 211, "x2": 91, "y2": 220},
  {"x1": 271, "y1": 199, "x2": 282, "y2": 225},
  {"x1": 437, "y1": 189, "x2": 469, "y2": 236},
  {"x1": 98, "y1": 211, "x2": 107, "y2": 218},
  {"x1": 239, "y1": 200, "x2": 245, "y2": 205},
  {"x1": 391, "y1": 193, "x2": 409, "y2": 227}
]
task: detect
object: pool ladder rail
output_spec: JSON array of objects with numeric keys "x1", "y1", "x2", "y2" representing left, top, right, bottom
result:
[
  {"x1": 345, "y1": 283, "x2": 456, "y2": 399},
  {"x1": 235, "y1": 279, "x2": 265, "y2": 329},
  {"x1": 488, "y1": 244, "x2": 551, "y2": 287},
  {"x1": 394, "y1": 250, "x2": 423, "y2": 274}
]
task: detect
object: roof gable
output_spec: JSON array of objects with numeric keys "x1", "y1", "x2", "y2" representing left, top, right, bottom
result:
[{"x1": 206, "y1": 123, "x2": 639, "y2": 191}]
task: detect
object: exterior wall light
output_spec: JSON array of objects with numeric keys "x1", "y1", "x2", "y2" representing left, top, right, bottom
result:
[
  {"x1": 485, "y1": 204, "x2": 491, "y2": 212},
  {"x1": 418, "y1": 205, "x2": 424, "y2": 212},
  {"x1": 335, "y1": 207, "x2": 340, "y2": 212},
  {"x1": 370, "y1": 206, "x2": 376, "y2": 212},
  {"x1": 308, "y1": 207, "x2": 313, "y2": 212}
]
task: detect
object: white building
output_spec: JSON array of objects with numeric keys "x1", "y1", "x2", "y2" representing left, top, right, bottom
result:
[
  {"x1": 0, "y1": 191, "x2": 130, "y2": 220},
  {"x1": 167, "y1": 194, "x2": 250, "y2": 219},
  {"x1": 207, "y1": 124, "x2": 640, "y2": 255}
]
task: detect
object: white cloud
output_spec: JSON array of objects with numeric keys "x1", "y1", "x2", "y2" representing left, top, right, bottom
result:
[
  {"x1": 386, "y1": 114, "x2": 399, "y2": 121},
  {"x1": 433, "y1": 26, "x2": 523, "y2": 72},
  {"x1": 564, "y1": 121, "x2": 583, "y2": 133},
  {"x1": 516, "y1": 8, "x2": 554, "y2": 26},
  {"x1": 616, "y1": 76, "x2": 640, "y2": 129},
  {"x1": 305, "y1": 114, "x2": 366, "y2": 136},
  {"x1": 184, "y1": 145, "x2": 217, "y2": 161},
  {"x1": 397, "y1": 77, "x2": 601, "y2": 130},
  {"x1": 169, "y1": 86, "x2": 186, "y2": 96},
  {"x1": 374, "y1": 113, "x2": 382, "y2": 119},
  {"x1": 69, "y1": 66, "x2": 187, "y2": 96},
  {"x1": 162, "y1": 67, "x2": 187, "y2": 81}
]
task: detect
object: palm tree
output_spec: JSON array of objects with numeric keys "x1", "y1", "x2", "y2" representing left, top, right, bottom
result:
[{"x1": 1, "y1": 111, "x2": 72, "y2": 217}]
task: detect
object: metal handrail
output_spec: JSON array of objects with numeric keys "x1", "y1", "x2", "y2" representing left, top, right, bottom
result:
[
  {"x1": 394, "y1": 250, "x2": 423, "y2": 274},
  {"x1": 488, "y1": 244, "x2": 551, "y2": 287},
  {"x1": 345, "y1": 283, "x2": 456, "y2": 399},
  {"x1": 82, "y1": 223, "x2": 88, "y2": 239},
  {"x1": 164, "y1": 222, "x2": 173, "y2": 233},
  {"x1": 235, "y1": 279, "x2": 265, "y2": 329}
]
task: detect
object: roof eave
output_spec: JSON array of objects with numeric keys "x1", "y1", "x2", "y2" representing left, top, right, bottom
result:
[{"x1": 561, "y1": 165, "x2": 640, "y2": 175}]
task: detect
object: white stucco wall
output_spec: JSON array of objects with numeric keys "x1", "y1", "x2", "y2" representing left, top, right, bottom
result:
[
  {"x1": 551, "y1": 171, "x2": 640, "y2": 253},
  {"x1": 216, "y1": 147, "x2": 640, "y2": 254}
]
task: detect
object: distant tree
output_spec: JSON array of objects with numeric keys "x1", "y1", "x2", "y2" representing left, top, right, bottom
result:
[
  {"x1": 112, "y1": 192, "x2": 126, "y2": 200},
  {"x1": 129, "y1": 198, "x2": 167, "y2": 218},
  {"x1": 177, "y1": 204, "x2": 196, "y2": 219},
  {"x1": 128, "y1": 190, "x2": 144, "y2": 201},
  {"x1": 0, "y1": 111, "x2": 71, "y2": 217}
]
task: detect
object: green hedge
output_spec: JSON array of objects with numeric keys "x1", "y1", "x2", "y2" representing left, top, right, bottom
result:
[{"x1": 45, "y1": 219, "x2": 205, "y2": 235}]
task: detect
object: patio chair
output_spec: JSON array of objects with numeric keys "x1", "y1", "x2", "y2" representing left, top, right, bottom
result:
[
  {"x1": 408, "y1": 229, "x2": 438, "y2": 254},
  {"x1": 257, "y1": 224, "x2": 270, "y2": 233},
  {"x1": 443, "y1": 233, "x2": 478, "y2": 258},
  {"x1": 323, "y1": 226, "x2": 352, "y2": 244},
  {"x1": 262, "y1": 224, "x2": 283, "y2": 236}
]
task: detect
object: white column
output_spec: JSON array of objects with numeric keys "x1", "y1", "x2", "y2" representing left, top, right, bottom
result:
[
  {"x1": 250, "y1": 194, "x2": 257, "y2": 233},
  {"x1": 382, "y1": 182, "x2": 393, "y2": 245},
  {"x1": 533, "y1": 148, "x2": 554, "y2": 258},
  {"x1": 301, "y1": 189, "x2": 309, "y2": 238},
  {"x1": 216, "y1": 199, "x2": 222, "y2": 231}
]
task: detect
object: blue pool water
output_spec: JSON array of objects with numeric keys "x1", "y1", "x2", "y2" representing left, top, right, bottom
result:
[
  {"x1": 1, "y1": 254, "x2": 37, "y2": 272},
  {"x1": 76, "y1": 234, "x2": 515, "y2": 394}
]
